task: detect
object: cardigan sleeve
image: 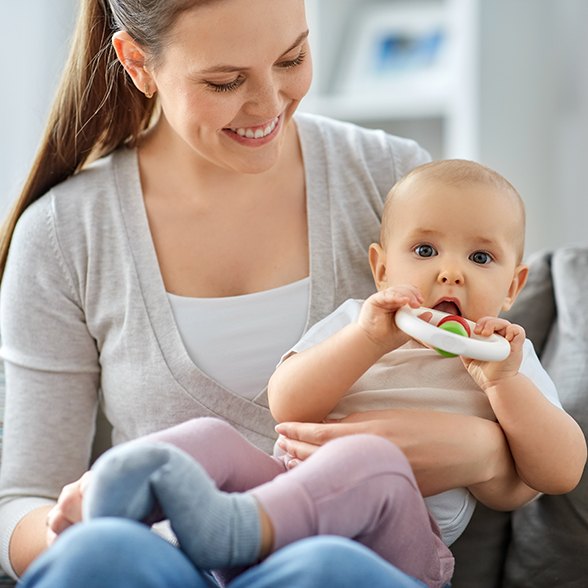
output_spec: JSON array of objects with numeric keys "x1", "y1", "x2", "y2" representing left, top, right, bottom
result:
[{"x1": 0, "y1": 195, "x2": 100, "y2": 578}]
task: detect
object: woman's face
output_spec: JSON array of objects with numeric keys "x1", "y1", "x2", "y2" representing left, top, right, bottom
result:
[{"x1": 146, "y1": 0, "x2": 312, "y2": 174}]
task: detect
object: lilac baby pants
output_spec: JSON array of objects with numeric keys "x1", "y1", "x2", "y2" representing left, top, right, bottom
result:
[{"x1": 147, "y1": 417, "x2": 454, "y2": 588}]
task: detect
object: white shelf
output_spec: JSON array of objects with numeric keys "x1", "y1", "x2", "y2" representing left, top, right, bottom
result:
[{"x1": 302, "y1": 91, "x2": 449, "y2": 122}]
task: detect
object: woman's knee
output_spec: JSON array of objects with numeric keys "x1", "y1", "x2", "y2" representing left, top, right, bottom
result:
[
  {"x1": 244, "y1": 536, "x2": 425, "y2": 587},
  {"x1": 20, "y1": 519, "x2": 207, "y2": 588},
  {"x1": 293, "y1": 536, "x2": 426, "y2": 586}
]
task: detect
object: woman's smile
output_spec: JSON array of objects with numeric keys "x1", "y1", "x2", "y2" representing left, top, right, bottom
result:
[{"x1": 224, "y1": 115, "x2": 282, "y2": 146}]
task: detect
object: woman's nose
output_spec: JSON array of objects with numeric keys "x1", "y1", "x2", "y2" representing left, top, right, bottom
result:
[{"x1": 245, "y1": 76, "x2": 281, "y2": 116}]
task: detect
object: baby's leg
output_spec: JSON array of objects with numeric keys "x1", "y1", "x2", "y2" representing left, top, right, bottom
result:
[
  {"x1": 143, "y1": 417, "x2": 285, "y2": 491},
  {"x1": 85, "y1": 442, "x2": 264, "y2": 568},
  {"x1": 84, "y1": 418, "x2": 285, "y2": 569},
  {"x1": 252, "y1": 434, "x2": 454, "y2": 588}
]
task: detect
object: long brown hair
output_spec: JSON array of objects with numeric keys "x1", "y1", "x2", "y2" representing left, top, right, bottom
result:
[{"x1": 0, "y1": 0, "x2": 199, "y2": 279}]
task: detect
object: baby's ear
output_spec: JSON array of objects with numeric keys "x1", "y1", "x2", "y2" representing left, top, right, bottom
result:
[
  {"x1": 502, "y1": 263, "x2": 529, "y2": 311},
  {"x1": 369, "y1": 243, "x2": 387, "y2": 289}
]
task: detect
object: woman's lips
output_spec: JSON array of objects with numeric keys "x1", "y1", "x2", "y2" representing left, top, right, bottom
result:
[{"x1": 224, "y1": 116, "x2": 281, "y2": 145}]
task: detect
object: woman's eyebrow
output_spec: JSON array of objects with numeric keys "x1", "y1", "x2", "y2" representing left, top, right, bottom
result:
[
  {"x1": 280, "y1": 30, "x2": 310, "y2": 57},
  {"x1": 198, "y1": 30, "x2": 309, "y2": 75}
]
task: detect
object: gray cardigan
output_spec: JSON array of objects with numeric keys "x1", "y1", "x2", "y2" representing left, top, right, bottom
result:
[{"x1": 0, "y1": 112, "x2": 428, "y2": 577}]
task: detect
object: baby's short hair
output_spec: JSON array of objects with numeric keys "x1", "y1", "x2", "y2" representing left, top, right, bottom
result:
[{"x1": 381, "y1": 159, "x2": 526, "y2": 260}]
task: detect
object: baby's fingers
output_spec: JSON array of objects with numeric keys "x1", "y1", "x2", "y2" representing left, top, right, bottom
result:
[
  {"x1": 375, "y1": 285, "x2": 423, "y2": 309},
  {"x1": 502, "y1": 323, "x2": 526, "y2": 349},
  {"x1": 475, "y1": 317, "x2": 525, "y2": 351}
]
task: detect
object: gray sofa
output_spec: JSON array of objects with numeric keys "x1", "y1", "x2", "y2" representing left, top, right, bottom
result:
[{"x1": 1, "y1": 247, "x2": 587, "y2": 585}]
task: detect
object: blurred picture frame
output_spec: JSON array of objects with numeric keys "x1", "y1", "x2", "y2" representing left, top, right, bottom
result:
[{"x1": 337, "y1": 3, "x2": 451, "y2": 94}]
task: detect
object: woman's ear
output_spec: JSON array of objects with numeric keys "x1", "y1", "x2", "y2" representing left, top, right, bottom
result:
[
  {"x1": 112, "y1": 31, "x2": 155, "y2": 97},
  {"x1": 369, "y1": 243, "x2": 388, "y2": 289},
  {"x1": 502, "y1": 263, "x2": 529, "y2": 311}
]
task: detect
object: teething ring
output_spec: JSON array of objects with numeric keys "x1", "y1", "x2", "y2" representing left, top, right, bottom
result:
[{"x1": 394, "y1": 306, "x2": 510, "y2": 362}]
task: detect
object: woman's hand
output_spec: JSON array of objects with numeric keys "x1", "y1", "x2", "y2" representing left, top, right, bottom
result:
[
  {"x1": 275, "y1": 408, "x2": 534, "y2": 507},
  {"x1": 46, "y1": 471, "x2": 92, "y2": 545}
]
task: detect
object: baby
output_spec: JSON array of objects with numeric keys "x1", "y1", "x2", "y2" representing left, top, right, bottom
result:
[{"x1": 82, "y1": 160, "x2": 585, "y2": 588}]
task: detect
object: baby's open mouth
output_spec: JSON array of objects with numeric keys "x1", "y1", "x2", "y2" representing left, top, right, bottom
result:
[{"x1": 433, "y1": 301, "x2": 461, "y2": 316}]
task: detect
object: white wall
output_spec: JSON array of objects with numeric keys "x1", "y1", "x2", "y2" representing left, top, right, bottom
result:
[
  {"x1": 553, "y1": 0, "x2": 588, "y2": 252},
  {"x1": 0, "y1": 1, "x2": 77, "y2": 220},
  {"x1": 478, "y1": 0, "x2": 588, "y2": 255}
]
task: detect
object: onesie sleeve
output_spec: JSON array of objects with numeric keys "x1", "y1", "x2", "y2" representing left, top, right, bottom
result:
[
  {"x1": 519, "y1": 339, "x2": 562, "y2": 408},
  {"x1": 279, "y1": 299, "x2": 363, "y2": 363},
  {"x1": 0, "y1": 195, "x2": 100, "y2": 578}
]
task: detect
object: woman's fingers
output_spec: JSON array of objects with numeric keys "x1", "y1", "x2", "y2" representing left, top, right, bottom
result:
[
  {"x1": 276, "y1": 421, "x2": 348, "y2": 445},
  {"x1": 46, "y1": 472, "x2": 91, "y2": 542},
  {"x1": 277, "y1": 436, "x2": 318, "y2": 461},
  {"x1": 275, "y1": 421, "x2": 373, "y2": 461},
  {"x1": 46, "y1": 503, "x2": 72, "y2": 539}
]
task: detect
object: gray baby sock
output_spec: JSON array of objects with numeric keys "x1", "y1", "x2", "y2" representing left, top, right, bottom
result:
[{"x1": 85, "y1": 441, "x2": 262, "y2": 569}]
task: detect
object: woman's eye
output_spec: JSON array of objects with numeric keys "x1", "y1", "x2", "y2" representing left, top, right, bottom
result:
[
  {"x1": 277, "y1": 50, "x2": 307, "y2": 69},
  {"x1": 470, "y1": 251, "x2": 493, "y2": 265},
  {"x1": 206, "y1": 77, "x2": 244, "y2": 93},
  {"x1": 414, "y1": 244, "x2": 437, "y2": 258}
]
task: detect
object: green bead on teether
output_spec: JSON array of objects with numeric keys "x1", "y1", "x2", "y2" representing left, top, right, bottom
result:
[{"x1": 435, "y1": 316, "x2": 471, "y2": 358}]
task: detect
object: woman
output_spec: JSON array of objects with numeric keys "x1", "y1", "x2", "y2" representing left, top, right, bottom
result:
[{"x1": 0, "y1": 0, "x2": 522, "y2": 585}]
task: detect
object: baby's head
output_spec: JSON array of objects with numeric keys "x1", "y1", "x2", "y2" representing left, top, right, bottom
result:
[{"x1": 370, "y1": 159, "x2": 528, "y2": 321}]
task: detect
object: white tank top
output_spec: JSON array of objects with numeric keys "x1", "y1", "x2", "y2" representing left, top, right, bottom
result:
[{"x1": 167, "y1": 277, "x2": 310, "y2": 400}]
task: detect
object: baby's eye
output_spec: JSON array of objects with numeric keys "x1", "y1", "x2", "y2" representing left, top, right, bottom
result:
[
  {"x1": 469, "y1": 251, "x2": 493, "y2": 265},
  {"x1": 414, "y1": 244, "x2": 437, "y2": 258}
]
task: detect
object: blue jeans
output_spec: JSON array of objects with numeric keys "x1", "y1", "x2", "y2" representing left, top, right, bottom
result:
[{"x1": 20, "y1": 519, "x2": 427, "y2": 587}]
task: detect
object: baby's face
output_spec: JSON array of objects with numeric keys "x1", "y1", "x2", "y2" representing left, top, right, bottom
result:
[{"x1": 375, "y1": 177, "x2": 526, "y2": 321}]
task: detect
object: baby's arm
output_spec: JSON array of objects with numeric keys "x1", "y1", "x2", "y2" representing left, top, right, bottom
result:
[
  {"x1": 464, "y1": 317, "x2": 587, "y2": 496},
  {"x1": 268, "y1": 286, "x2": 423, "y2": 423}
]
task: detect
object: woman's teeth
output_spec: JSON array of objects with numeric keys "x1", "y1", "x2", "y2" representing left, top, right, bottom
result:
[{"x1": 232, "y1": 117, "x2": 278, "y2": 139}]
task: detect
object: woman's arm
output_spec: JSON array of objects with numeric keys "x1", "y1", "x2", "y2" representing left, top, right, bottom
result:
[
  {"x1": 275, "y1": 409, "x2": 538, "y2": 510},
  {"x1": 0, "y1": 201, "x2": 100, "y2": 576},
  {"x1": 8, "y1": 470, "x2": 88, "y2": 577},
  {"x1": 8, "y1": 506, "x2": 53, "y2": 577}
]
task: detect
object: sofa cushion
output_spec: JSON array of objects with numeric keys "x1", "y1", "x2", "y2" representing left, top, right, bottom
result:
[{"x1": 503, "y1": 247, "x2": 588, "y2": 587}]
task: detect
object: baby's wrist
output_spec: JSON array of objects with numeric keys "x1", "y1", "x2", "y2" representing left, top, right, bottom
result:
[
  {"x1": 482, "y1": 371, "x2": 521, "y2": 394},
  {"x1": 352, "y1": 322, "x2": 392, "y2": 357}
]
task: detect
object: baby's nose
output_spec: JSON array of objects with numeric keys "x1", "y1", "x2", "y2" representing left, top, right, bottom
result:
[{"x1": 438, "y1": 268, "x2": 464, "y2": 285}]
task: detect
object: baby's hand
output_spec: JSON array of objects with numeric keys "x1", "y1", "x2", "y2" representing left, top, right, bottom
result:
[
  {"x1": 462, "y1": 317, "x2": 525, "y2": 390},
  {"x1": 357, "y1": 285, "x2": 423, "y2": 351}
]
